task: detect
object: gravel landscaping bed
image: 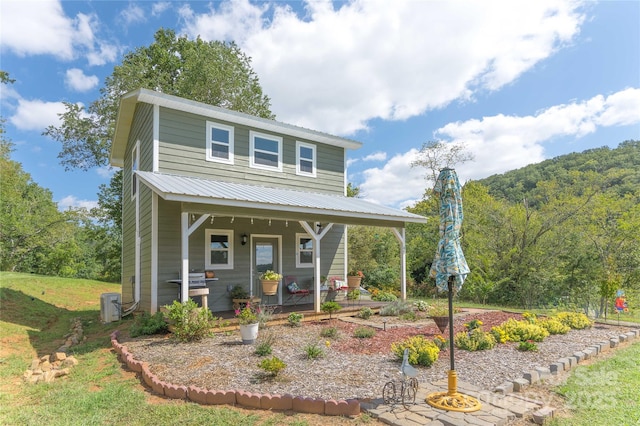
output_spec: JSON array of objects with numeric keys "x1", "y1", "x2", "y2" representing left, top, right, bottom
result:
[{"x1": 120, "y1": 310, "x2": 633, "y2": 401}]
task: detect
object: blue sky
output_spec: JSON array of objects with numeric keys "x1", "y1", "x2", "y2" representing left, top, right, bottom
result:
[{"x1": 1, "y1": 0, "x2": 639, "y2": 211}]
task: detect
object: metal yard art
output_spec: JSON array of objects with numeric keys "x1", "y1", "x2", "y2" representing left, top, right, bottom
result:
[{"x1": 425, "y1": 168, "x2": 481, "y2": 412}]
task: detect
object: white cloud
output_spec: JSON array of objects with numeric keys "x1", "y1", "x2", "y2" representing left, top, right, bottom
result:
[
  {"x1": 9, "y1": 98, "x2": 68, "y2": 131},
  {"x1": 0, "y1": 0, "x2": 118, "y2": 66},
  {"x1": 57, "y1": 195, "x2": 98, "y2": 211},
  {"x1": 152, "y1": 2, "x2": 171, "y2": 17},
  {"x1": 65, "y1": 68, "x2": 99, "y2": 92},
  {"x1": 120, "y1": 3, "x2": 146, "y2": 26},
  {"x1": 360, "y1": 88, "x2": 640, "y2": 208},
  {"x1": 359, "y1": 149, "x2": 425, "y2": 206},
  {"x1": 362, "y1": 152, "x2": 387, "y2": 162},
  {"x1": 96, "y1": 166, "x2": 116, "y2": 179},
  {"x1": 179, "y1": 0, "x2": 587, "y2": 135}
]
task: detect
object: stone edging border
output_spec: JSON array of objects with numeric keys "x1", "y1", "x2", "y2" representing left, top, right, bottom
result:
[
  {"x1": 110, "y1": 331, "x2": 360, "y2": 417},
  {"x1": 493, "y1": 327, "x2": 640, "y2": 395}
]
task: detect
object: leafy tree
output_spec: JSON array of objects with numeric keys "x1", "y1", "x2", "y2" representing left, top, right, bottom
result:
[
  {"x1": 410, "y1": 140, "x2": 474, "y2": 189},
  {"x1": 45, "y1": 28, "x2": 274, "y2": 170}
]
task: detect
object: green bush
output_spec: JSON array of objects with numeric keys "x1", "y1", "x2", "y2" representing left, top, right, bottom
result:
[
  {"x1": 255, "y1": 333, "x2": 275, "y2": 356},
  {"x1": 517, "y1": 340, "x2": 539, "y2": 351},
  {"x1": 287, "y1": 312, "x2": 303, "y2": 327},
  {"x1": 320, "y1": 326, "x2": 339, "y2": 339},
  {"x1": 554, "y1": 312, "x2": 593, "y2": 329},
  {"x1": 165, "y1": 299, "x2": 215, "y2": 342},
  {"x1": 413, "y1": 300, "x2": 429, "y2": 312},
  {"x1": 347, "y1": 289, "x2": 360, "y2": 300},
  {"x1": 129, "y1": 311, "x2": 168, "y2": 337},
  {"x1": 539, "y1": 317, "x2": 570, "y2": 335},
  {"x1": 454, "y1": 329, "x2": 497, "y2": 351},
  {"x1": 380, "y1": 300, "x2": 413, "y2": 316},
  {"x1": 391, "y1": 335, "x2": 440, "y2": 367},
  {"x1": 357, "y1": 306, "x2": 373, "y2": 319},
  {"x1": 490, "y1": 318, "x2": 549, "y2": 342},
  {"x1": 304, "y1": 342, "x2": 325, "y2": 359},
  {"x1": 372, "y1": 290, "x2": 397, "y2": 302},
  {"x1": 258, "y1": 356, "x2": 286, "y2": 376},
  {"x1": 353, "y1": 326, "x2": 376, "y2": 338},
  {"x1": 399, "y1": 310, "x2": 418, "y2": 321},
  {"x1": 320, "y1": 301, "x2": 342, "y2": 318}
]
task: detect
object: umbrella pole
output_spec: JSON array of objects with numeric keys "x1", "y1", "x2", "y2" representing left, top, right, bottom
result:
[{"x1": 426, "y1": 277, "x2": 482, "y2": 412}]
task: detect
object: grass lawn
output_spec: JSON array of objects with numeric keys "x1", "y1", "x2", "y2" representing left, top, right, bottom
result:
[
  {"x1": 0, "y1": 272, "x2": 373, "y2": 425},
  {"x1": 551, "y1": 341, "x2": 640, "y2": 425}
]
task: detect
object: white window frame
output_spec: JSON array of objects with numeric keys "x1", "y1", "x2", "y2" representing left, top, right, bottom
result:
[
  {"x1": 249, "y1": 130, "x2": 282, "y2": 172},
  {"x1": 206, "y1": 121, "x2": 234, "y2": 164},
  {"x1": 296, "y1": 141, "x2": 316, "y2": 177},
  {"x1": 296, "y1": 233, "x2": 314, "y2": 268},
  {"x1": 205, "y1": 229, "x2": 234, "y2": 270},
  {"x1": 131, "y1": 141, "x2": 139, "y2": 200}
]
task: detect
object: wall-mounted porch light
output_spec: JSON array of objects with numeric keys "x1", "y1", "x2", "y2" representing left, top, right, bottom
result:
[{"x1": 241, "y1": 234, "x2": 248, "y2": 245}]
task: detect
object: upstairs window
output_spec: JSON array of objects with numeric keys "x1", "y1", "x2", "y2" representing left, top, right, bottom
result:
[
  {"x1": 206, "y1": 121, "x2": 234, "y2": 164},
  {"x1": 296, "y1": 233, "x2": 314, "y2": 268},
  {"x1": 250, "y1": 131, "x2": 282, "y2": 171},
  {"x1": 296, "y1": 141, "x2": 316, "y2": 177},
  {"x1": 131, "y1": 141, "x2": 139, "y2": 200},
  {"x1": 205, "y1": 229, "x2": 234, "y2": 269}
]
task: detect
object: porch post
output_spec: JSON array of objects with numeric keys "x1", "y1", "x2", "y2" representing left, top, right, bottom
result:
[
  {"x1": 392, "y1": 228, "x2": 407, "y2": 301},
  {"x1": 300, "y1": 221, "x2": 333, "y2": 313},
  {"x1": 181, "y1": 212, "x2": 190, "y2": 303}
]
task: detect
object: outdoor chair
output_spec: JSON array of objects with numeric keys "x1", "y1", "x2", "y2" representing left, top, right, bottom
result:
[{"x1": 284, "y1": 276, "x2": 310, "y2": 305}]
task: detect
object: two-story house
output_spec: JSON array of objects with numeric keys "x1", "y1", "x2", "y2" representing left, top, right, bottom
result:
[{"x1": 110, "y1": 88, "x2": 426, "y2": 314}]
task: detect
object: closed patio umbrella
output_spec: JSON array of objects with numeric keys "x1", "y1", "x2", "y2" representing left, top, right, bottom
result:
[{"x1": 426, "y1": 168, "x2": 481, "y2": 412}]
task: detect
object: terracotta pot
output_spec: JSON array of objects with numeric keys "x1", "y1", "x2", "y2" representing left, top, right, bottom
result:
[
  {"x1": 347, "y1": 276, "x2": 361, "y2": 289},
  {"x1": 239, "y1": 323, "x2": 259, "y2": 344},
  {"x1": 261, "y1": 279, "x2": 279, "y2": 296},
  {"x1": 205, "y1": 270, "x2": 215, "y2": 278},
  {"x1": 432, "y1": 316, "x2": 449, "y2": 333}
]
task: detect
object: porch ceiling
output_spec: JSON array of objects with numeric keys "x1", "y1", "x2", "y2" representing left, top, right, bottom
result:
[{"x1": 136, "y1": 171, "x2": 427, "y2": 226}]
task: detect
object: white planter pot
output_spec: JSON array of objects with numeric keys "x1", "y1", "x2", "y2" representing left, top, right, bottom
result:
[{"x1": 239, "y1": 323, "x2": 259, "y2": 344}]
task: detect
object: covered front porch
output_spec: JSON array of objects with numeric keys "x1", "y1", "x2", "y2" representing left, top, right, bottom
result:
[{"x1": 137, "y1": 171, "x2": 427, "y2": 313}]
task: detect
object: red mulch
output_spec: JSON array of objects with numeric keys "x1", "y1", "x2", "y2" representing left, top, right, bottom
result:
[{"x1": 325, "y1": 310, "x2": 523, "y2": 355}]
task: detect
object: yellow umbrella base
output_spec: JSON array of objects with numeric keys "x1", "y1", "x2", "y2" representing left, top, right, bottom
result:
[
  {"x1": 426, "y1": 391, "x2": 482, "y2": 412},
  {"x1": 425, "y1": 370, "x2": 481, "y2": 412}
]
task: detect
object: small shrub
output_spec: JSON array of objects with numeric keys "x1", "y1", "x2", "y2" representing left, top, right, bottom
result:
[
  {"x1": 539, "y1": 317, "x2": 570, "y2": 335},
  {"x1": 258, "y1": 356, "x2": 286, "y2": 376},
  {"x1": 517, "y1": 340, "x2": 539, "y2": 352},
  {"x1": 391, "y1": 335, "x2": 440, "y2": 367},
  {"x1": 255, "y1": 333, "x2": 275, "y2": 356},
  {"x1": 165, "y1": 299, "x2": 215, "y2": 342},
  {"x1": 464, "y1": 319, "x2": 483, "y2": 331},
  {"x1": 553, "y1": 312, "x2": 593, "y2": 329},
  {"x1": 287, "y1": 312, "x2": 303, "y2": 327},
  {"x1": 129, "y1": 311, "x2": 168, "y2": 337},
  {"x1": 320, "y1": 326, "x2": 339, "y2": 339},
  {"x1": 522, "y1": 312, "x2": 537, "y2": 324},
  {"x1": 229, "y1": 285, "x2": 248, "y2": 299},
  {"x1": 371, "y1": 290, "x2": 397, "y2": 302},
  {"x1": 257, "y1": 304, "x2": 276, "y2": 329},
  {"x1": 357, "y1": 306, "x2": 373, "y2": 320},
  {"x1": 320, "y1": 301, "x2": 342, "y2": 319},
  {"x1": 353, "y1": 326, "x2": 376, "y2": 338},
  {"x1": 413, "y1": 300, "x2": 429, "y2": 312},
  {"x1": 490, "y1": 318, "x2": 549, "y2": 343},
  {"x1": 433, "y1": 334, "x2": 448, "y2": 351},
  {"x1": 454, "y1": 329, "x2": 496, "y2": 351},
  {"x1": 304, "y1": 342, "x2": 325, "y2": 359},
  {"x1": 399, "y1": 310, "x2": 418, "y2": 321},
  {"x1": 380, "y1": 300, "x2": 413, "y2": 317},
  {"x1": 347, "y1": 289, "x2": 360, "y2": 300}
]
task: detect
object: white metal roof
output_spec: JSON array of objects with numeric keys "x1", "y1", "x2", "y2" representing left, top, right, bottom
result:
[{"x1": 136, "y1": 171, "x2": 427, "y2": 224}]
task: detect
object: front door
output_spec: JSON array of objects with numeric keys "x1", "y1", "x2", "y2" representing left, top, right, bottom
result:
[{"x1": 253, "y1": 236, "x2": 281, "y2": 302}]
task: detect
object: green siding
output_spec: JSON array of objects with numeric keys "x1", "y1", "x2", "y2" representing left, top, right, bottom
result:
[{"x1": 157, "y1": 107, "x2": 345, "y2": 194}]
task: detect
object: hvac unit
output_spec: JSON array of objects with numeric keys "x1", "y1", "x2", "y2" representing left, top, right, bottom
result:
[{"x1": 100, "y1": 293, "x2": 121, "y2": 323}]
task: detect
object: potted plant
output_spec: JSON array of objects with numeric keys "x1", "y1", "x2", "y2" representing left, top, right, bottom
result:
[
  {"x1": 347, "y1": 270, "x2": 364, "y2": 289},
  {"x1": 428, "y1": 301, "x2": 450, "y2": 333},
  {"x1": 259, "y1": 270, "x2": 282, "y2": 296},
  {"x1": 236, "y1": 302, "x2": 260, "y2": 344}
]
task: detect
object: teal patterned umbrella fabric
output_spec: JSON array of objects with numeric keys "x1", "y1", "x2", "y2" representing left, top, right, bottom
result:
[{"x1": 429, "y1": 168, "x2": 470, "y2": 292}]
